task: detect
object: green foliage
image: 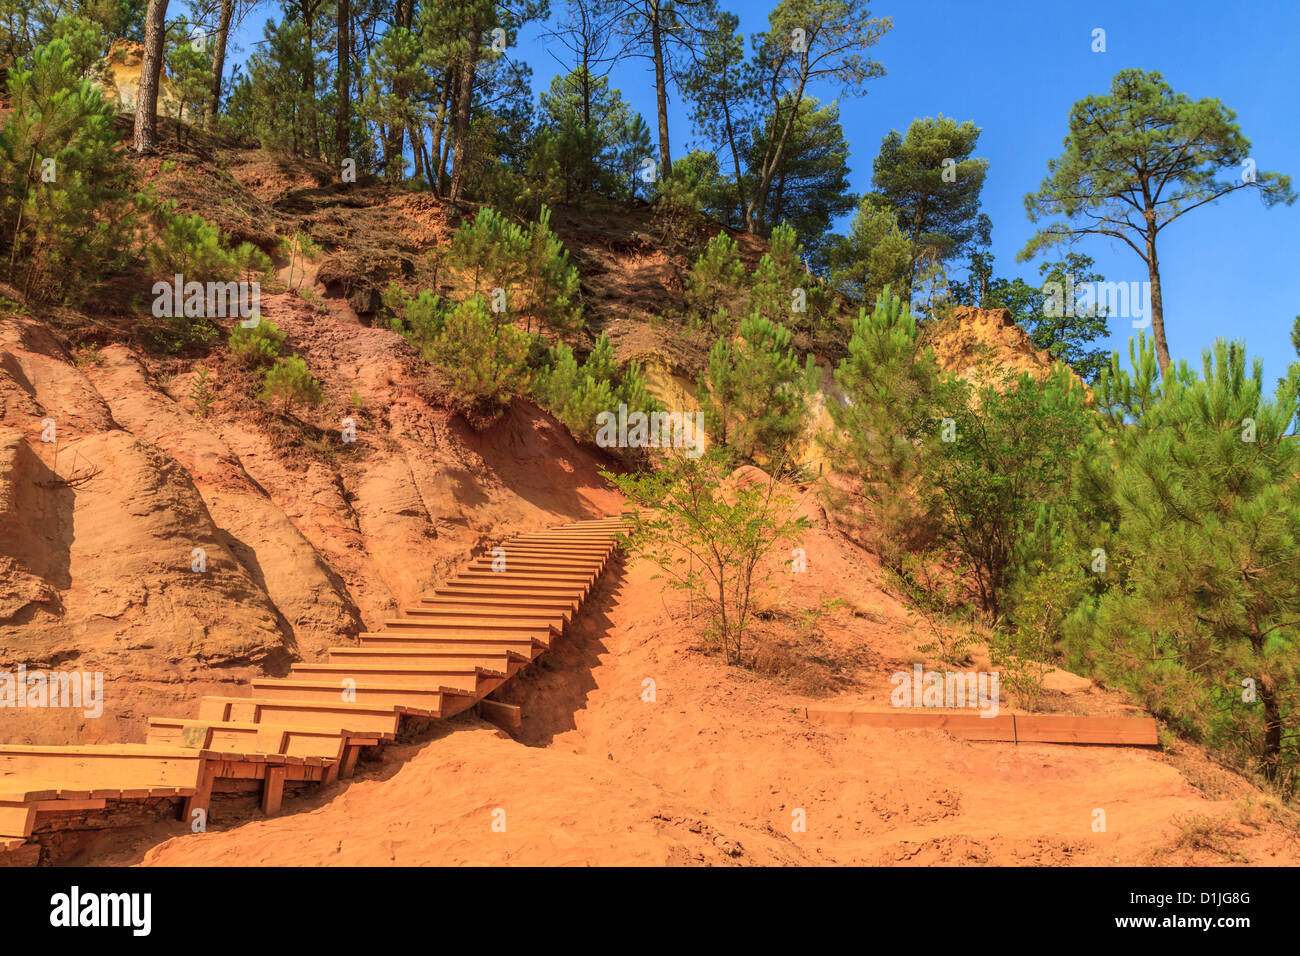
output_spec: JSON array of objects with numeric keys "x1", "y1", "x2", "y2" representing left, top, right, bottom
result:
[
  {"x1": 923, "y1": 364, "x2": 1094, "y2": 621},
  {"x1": 538, "y1": 67, "x2": 654, "y2": 200},
  {"x1": 430, "y1": 295, "x2": 532, "y2": 410},
  {"x1": 145, "y1": 206, "x2": 271, "y2": 282},
  {"x1": 826, "y1": 194, "x2": 914, "y2": 310},
  {"x1": 1019, "y1": 68, "x2": 1295, "y2": 370},
  {"x1": 189, "y1": 366, "x2": 215, "y2": 417},
  {"x1": 740, "y1": 97, "x2": 855, "y2": 260},
  {"x1": 603, "y1": 450, "x2": 811, "y2": 664},
  {"x1": 165, "y1": 20, "x2": 211, "y2": 145},
  {"x1": 0, "y1": 35, "x2": 138, "y2": 301},
  {"x1": 1067, "y1": 335, "x2": 1300, "y2": 789},
  {"x1": 871, "y1": 115, "x2": 989, "y2": 286},
  {"x1": 449, "y1": 205, "x2": 582, "y2": 334},
  {"x1": 684, "y1": 230, "x2": 747, "y2": 331},
  {"x1": 229, "y1": 317, "x2": 286, "y2": 368},
  {"x1": 826, "y1": 289, "x2": 942, "y2": 567},
  {"x1": 381, "y1": 283, "x2": 447, "y2": 353},
  {"x1": 746, "y1": 222, "x2": 830, "y2": 335},
  {"x1": 697, "y1": 312, "x2": 818, "y2": 465},
  {"x1": 260, "y1": 354, "x2": 323, "y2": 413},
  {"x1": 532, "y1": 332, "x2": 658, "y2": 442}
]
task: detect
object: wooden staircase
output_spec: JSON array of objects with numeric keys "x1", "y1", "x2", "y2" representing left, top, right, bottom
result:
[{"x1": 0, "y1": 516, "x2": 630, "y2": 865}]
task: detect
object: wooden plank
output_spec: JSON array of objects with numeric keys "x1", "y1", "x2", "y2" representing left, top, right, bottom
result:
[
  {"x1": 476, "y1": 699, "x2": 521, "y2": 732},
  {"x1": 261, "y1": 766, "x2": 286, "y2": 815},
  {"x1": 0, "y1": 806, "x2": 35, "y2": 839},
  {"x1": 805, "y1": 709, "x2": 1016, "y2": 741},
  {"x1": 1014, "y1": 715, "x2": 1159, "y2": 746},
  {"x1": 804, "y1": 709, "x2": 1159, "y2": 747}
]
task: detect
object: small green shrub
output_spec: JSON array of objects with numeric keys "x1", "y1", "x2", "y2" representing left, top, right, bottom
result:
[
  {"x1": 430, "y1": 295, "x2": 531, "y2": 410},
  {"x1": 260, "y1": 354, "x2": 322, "y2": 413},
  {"x1": 229, "y1": 317, "x2": 285, "y2": 367}
]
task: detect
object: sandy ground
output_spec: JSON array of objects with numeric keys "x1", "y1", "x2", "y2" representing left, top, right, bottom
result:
[{"x1": 76, "y1": 515, "x2": 1299, "y2": 868}]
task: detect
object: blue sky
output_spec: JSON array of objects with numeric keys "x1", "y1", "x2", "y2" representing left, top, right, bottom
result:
[{"x1": 232, "y1": 0, "x2": 1300, "y2": 384}]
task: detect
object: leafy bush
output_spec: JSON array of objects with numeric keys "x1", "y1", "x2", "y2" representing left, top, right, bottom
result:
[
  {"x1": 449, "y1": 205, "x2": 582, "y2": 334},
  {"x1": 145, "y1": 206, "x2": 272, "y2": 281},
  {"x1": 1065, "y1": 335, "x2": 1300, "y2": 789},
  {"x1": 260, "y1": 354, "x2": 323, "y2": 413},
  {"x1": 684, "y1": 231, "x2": 746, "y2": 331},
  {"x1": 0, "y1": 37, "x2": 138, "y2": 302},
  {"x1": 381, "y1": 283, "x2": 446, "y2": 353},
  {"x1": 697, "y1": 313, "x2": 818, "y2": 465},
  {"x1": 229, "y1": 317, "x2": 286, "y2": 367},
  {"x1": 430, "y1": 295, "x2": 532, "y2": 410},
  {"x1": 532, "y1": 332, "x2": 658, "y2": 442},
  {"x1": 825, "y1": 289, "x2": 944, "y2": 568},
  {"x1": 604, "y1": 450, "x2": 810, "y2": 664}
]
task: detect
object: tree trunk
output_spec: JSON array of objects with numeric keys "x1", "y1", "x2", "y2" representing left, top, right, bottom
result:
[
  {"x1": 303, "y1": 8, "x2": 321, "y2": 159},
  {"x1": 439, "y1": 79, "x2": 457, "y2": 191},
  {"x1": 1260, "y1": 673, "x2": 1282, "y2": 781},
  {"x1": 134, "y1": 0, "x2": 169, "y2": 154},
  {"x1": 1145, "y1": 231, "x2": 1171, "y2": 376},
  {"x1": 334, "y1": 0, "x2": 350, "y2": 162},
  {"x1": 448, "y1": 25, "x2": 481, "y2": 202},
  {"x1": 429, "y1": 67, "x2": 454, "y2": 196},
  {"x1": 649, "y1": 1, "x2": 670, "y2": 179},
  {"x1": 744, "y1": 75, "x2": 808, "y2": 232},
  {"x1": 204, "y1": 0, "x2": 234, "y2": 129}
]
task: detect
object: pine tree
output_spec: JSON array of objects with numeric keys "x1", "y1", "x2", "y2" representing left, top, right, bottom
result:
[
  {"x1": 0, "y1": 36, "x2": 138, "y2": 301},
  {"x1": 1075, "y1": 335, "x2": 1300, "y2": 787},
  {"x1": 696, "y1": 312, "x2": 817, "y2": 465},
  {"x1": 683, "y1": 230, "x2": 746, "y2": 331},
  {"x1": 825, "y1": 289, "x2": 941, "y2": 567}
]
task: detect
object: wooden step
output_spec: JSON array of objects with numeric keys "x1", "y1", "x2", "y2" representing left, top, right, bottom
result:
[
  {"x1": 288, "y1": 663, "x2": 501, "y2": 693},
  {"x1": 419, "y1": 595, "x2": 578, "y2": 613},
  {"x1": 489, "y1": 544, "x2": 612, "y2": 556},
  {"x1": 456, "y1": 566, "x2": 595, "y2": 579},
  {"x1": 146, "y1": 717, "x2": 356, "y2": 760},
  {"x1": 355, "y1": 634, "x2": 544, "y2": 658},
  {"x1": 451, "y1": 571, "x2": 593, "y2": 591},
  {"x1": 0, "y1": 744, "x2": 208, "y2": 792},
  {"x1": 197, "y1": 697, "x2": 402, "y2": 739},
  {"x1": 471, "y1": 551, "x2": 607, "y2": 564},
  {"x1": 429, "y1": 586, "x2": 581, "y2": 609},
  {"x1": 328, "y1": 647, "x2": 522, "y2": 670},
  {"x1": 250, "y1": 679, "x2": 453, "y2": 716},
  {"x1": 439, "y1": 578, "x2": 589, "y2": 596},
  {"x1": 380, "y1": 617, "x2": 562, "y2": 637},
  {"x1": 398, "y1": 606, "x2": 568, "y2": 629}
]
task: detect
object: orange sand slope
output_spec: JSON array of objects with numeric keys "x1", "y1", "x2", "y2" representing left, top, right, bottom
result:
[
  {"x1": 91, "y1": 533, "x2": 1300, "y2": 868},
  {"x1": 0, "y1": 517, "x2": 629, "y2": 865}
]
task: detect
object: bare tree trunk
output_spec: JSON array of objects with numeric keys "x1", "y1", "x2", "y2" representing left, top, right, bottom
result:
[
  {"x1": 334, "y1": 0, "x2": 350, "y2": 162},
  {"x1": 448, "y1": 24, "x2": 481, "y2": 202},
  {"x1": 649, "y1": 1, "x2": 670, "y2": 178},
  {"x1": 204, "y1": 0, "x2": 234, "y2": 128},
  {"x1": 134, "y1": 0, "x2": 169, "y2": 154},
  {"x1": 439, "y1": 79, "x2": 457, "y2": 191},
  {"x1": 744, "y1": 74, "x2": 808, "y2": 232},
  {"x1": 303, "y1": 6, "x2": 321, "y2": 159},
  {"x1": 1145, "y1": 232, "x2": 1171, "y2": 376},
  {"x1": 429, "y1": 66, "x2": 454, "y2": 196}
]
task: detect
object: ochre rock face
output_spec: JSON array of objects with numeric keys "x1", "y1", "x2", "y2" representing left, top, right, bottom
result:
[
  {"x1": 927, "y1": 305, "x2": 1089, "y2": 395},
  {"x1": 94, "y1": 38, "x2": 181, "y2": 116}
]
